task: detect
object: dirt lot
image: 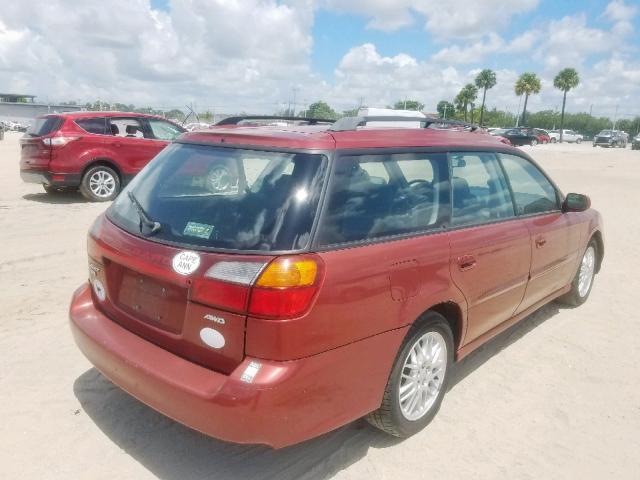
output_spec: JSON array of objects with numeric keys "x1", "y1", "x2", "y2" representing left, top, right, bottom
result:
[{"x1": 1, "y1": 131, "x2": 639, "y2": 479}]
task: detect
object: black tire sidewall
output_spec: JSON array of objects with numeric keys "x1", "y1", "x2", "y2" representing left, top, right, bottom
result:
[
  {"x1": 81, "y1": 166, "x2": 120, "y2": 202},
  {"x1": 386, "y1": 314, "x2": 454, "y2": 437}
]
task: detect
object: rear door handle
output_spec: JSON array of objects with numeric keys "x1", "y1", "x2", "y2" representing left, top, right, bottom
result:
[
  {"x1": 457, "y1": 254, "x2": 477, "y2": 271},
  {"x1": 535, "y1": 236, "x2": 547, "y2": 248}
]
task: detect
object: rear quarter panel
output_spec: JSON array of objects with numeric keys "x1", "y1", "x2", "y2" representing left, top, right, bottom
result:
[{"x1": 245, "y1": 231, "x2": 467, "y2": 361}]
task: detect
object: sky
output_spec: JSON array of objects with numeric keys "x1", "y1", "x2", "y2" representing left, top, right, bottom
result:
[{"x1": 0, "y1": 0, "x2": 638, "y2": 119}]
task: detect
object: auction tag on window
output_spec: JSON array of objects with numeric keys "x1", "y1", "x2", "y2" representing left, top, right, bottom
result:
[{"x1": 183, "y1": 221, "x2": 215, "y2": 239}]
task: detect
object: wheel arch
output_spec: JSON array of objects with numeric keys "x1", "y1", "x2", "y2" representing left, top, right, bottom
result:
[{"x1": 416, "y1": 301, "x2": 464, "y2": 360}]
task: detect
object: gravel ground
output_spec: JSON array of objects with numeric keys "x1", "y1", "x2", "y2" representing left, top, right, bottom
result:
[{"x1": 1, "y1": 131, "x2": 639, "y2": 479}]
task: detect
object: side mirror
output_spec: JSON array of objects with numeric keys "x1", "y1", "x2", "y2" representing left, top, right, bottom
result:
[{"x1": 562, "y1": 193, "x2": 591, "y2": 212}]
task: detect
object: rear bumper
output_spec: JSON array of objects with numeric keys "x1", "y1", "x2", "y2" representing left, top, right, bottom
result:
[
  {"x1": 70, "y1": 283, "x2": 406, "y2": 448},
  {"x1": 20, "y1": 169, "x2": 81, "y2": 187}
]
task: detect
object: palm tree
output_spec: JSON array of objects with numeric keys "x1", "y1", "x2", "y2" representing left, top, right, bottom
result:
[
  {"x1": 515, "y1": 72, "x2": 541, "y2": 126},
  {"x1": 475, "y1": 69, "x2": 497, "y2": 127},
  {"x1": 553, "y1": 68, "x2": 580, "y2": 142},
  {"x1": 456, "y1": 84, "x2": 478, "y2": 122}
]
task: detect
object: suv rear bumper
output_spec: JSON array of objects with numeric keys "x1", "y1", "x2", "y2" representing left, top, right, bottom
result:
[
  {"x1": 70, "y1": 283, "x2": 406, "y2": 448},
  {"x1": 20, "y1": 169, "x2": 81, "y2": 187}
]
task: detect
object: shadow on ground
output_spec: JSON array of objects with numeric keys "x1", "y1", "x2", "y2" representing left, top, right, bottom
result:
[
  {"x1": 23, "y1": 191, "x2": 88, "y2": 204},
  {"x1": 74, "y1": 302, "x2": 561, "y2": 480}
]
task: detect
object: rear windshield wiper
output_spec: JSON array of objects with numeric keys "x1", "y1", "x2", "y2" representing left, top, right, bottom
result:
[{"x1": 127, "y1": 191, "x2": 162, "y2": 235}]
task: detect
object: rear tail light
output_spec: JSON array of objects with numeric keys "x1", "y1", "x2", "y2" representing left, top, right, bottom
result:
[
  {"x1": 42, "y1": 136, "x2": 81, "y2": 147},
  {"x1": 191, "y1": 256, "x2": 324, "y2": 319},
  {"x1": 249, "y1": 256, "x2": 323, "y2": 318}
]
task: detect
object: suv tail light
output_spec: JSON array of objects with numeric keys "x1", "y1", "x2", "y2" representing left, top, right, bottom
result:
[
  {"x1": 42, "y1": 136, "x2": 81, "y2": 147},
  {"x1": 190, "y1": 255, "x2": 324, "y2": 319}
]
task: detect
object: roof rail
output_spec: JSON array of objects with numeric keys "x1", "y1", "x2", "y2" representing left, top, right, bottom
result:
[
  {"x1": 215, "y1": 115, "x2": 336, "y2": 126},
  {"x1": 328, "y1": 115, "x2": 478, "y2": 132}
]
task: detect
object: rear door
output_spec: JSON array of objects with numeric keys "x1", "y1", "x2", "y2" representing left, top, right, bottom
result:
[
  {"x1": 498, "y1": 153, "x2": 580, "y2": 313},
  {"x1": 447, "y1": 152, "x2": 531, "y2": 343},
  {"x1": 106, "y1": 116, "x2": 162, "y2": 172}
]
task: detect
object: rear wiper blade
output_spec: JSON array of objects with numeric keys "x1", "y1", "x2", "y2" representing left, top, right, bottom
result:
[{"x1": 127, "y1": 191, "x2": 162, "y2": 235}]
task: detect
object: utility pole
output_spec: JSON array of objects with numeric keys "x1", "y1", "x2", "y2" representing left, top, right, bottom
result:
[
  {"x1": 291, "y1": 87, "x2": 299, "y2": 117},
  {"x1": 589, "y1": 104, "x2": 593, "y2": 117},
  {"x1": 613, "y1": 104, "x2": 619, "y2": 130}
]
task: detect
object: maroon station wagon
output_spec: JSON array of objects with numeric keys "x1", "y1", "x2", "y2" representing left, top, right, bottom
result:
[
  {"x1": 69, "y1": 115, "x2": 604, "y2": 448},
  {"x1": 20, "y1": 112, "x2": 186, "y2": 201}
]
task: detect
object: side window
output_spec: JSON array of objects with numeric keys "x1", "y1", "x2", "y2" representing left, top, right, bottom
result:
[
  {"x1": 108, "y1": 118, "x2": 145, "y2": 138},
  {"x1": 450, "y1": 152, "x2": 514, "y2": 227},
  {"x1": 318, "y1": 153, "x2": 449, "y2": 245},
  {"x1": 147, "y1": 119, "x2": 185, "y2": 141},
  {"x1": 75, "y1": 117, "x2": 107, "y2": 135},
  {"x1": 499, "y1": 153, "x2": 559, "y2": 215}
]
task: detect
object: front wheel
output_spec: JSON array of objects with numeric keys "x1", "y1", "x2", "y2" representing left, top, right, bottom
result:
[
  {"x1": 80, "y1": 165, "x2": 120, "y2": 202},
  {"x1": 559, "y1": 240, "x2": 597, "y2": 306},
  {"x1": 366, "y1": 313, "x2": 453, "y2": 437},
  {"x1": 551, "y1": 138, "x2": 557, "y2": 143},
  {"x1": 531, "y1": 139, "x2": 538, "y2": 146},
  {"x1": 576, "y1": 138, "x2": 582, "y2": 144}
]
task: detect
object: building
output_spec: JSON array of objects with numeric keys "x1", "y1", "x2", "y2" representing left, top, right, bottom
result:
[{"x1": 0, "y1": 93, "x2": 82, "y2": 125}]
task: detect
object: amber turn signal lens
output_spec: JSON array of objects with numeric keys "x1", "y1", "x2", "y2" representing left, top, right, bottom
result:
[{"x1": 256, "y1": 258, "x2": 318, "y2": 288}]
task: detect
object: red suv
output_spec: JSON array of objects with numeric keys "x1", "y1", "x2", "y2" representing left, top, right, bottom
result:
[
  {"x1": 69, "y1": 115, "x2": 604, "y2": 448},
  {"x1": 20, "y1": 112, "x2": 186, "y2": 201}
]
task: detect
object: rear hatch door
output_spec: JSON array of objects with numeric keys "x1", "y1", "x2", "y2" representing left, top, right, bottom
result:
[
  {"x1": 20, "y1": 116, "x2": 63, "y2": 169},
  {"x1": 88, "y1": 216, "x2": 274, "y2": 374}
]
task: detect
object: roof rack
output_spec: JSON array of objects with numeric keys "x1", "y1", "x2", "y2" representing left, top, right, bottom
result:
[
  {"x1": 215, "y1": 115, "x2": 336, "y2": 126},
  {"x1": 328, "y1": 115, "x2": 478, "y2": 132}
]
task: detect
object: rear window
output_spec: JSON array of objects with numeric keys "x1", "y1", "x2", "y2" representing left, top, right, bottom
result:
[
  {"x1": 108, "y1": 143, "x2": 328, "y2": 252},
  {"x1": 27, "y1": 116, "x2": 63, "y2": 137},
  {"x1": 75, "y1": 117, "x2": 108, "y2": 135}
]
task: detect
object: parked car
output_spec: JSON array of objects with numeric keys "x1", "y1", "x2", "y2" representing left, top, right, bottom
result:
[
  {"x1": 501, "y1": 127, "x2": 541, "y2": 146},
  {"x1": 184, "y1": 122, "x2": 211, "y2": 131},
  {"x1": 593, "y1": 130, "x2": 627, "y2": 148},
  {"x1": 20, "y1": 112, "x2": 186, "y2": 201},
  {"x1": 70, "y1": 115, "x2": 603, "y2": 448},
  {"x1": 632, "y1": 134, "x2": 640, "y2": 150},
  {"x1": 548, "y1": 129, "x2": 583, "y2": 143},
  {"x1": 533, "y1": 128, "x2": 551, "y2": 144}
]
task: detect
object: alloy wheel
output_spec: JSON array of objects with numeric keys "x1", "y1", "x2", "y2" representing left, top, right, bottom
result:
[
  {"x1": 398, "y1": 331, "x2": 447, "y2": 421},
  {"x1": 89, "y1": 170, "x2": 116, "y2": 198},
  {"x1": 578, "y1": 246, "x2": 596, "y2": 297}
]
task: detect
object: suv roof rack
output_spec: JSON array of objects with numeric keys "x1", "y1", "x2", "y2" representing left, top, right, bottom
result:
[
  {"x1": 215, "y1": 115, "x2": 336, "y2": 126},
  {"x1": 328, "y1": 115, "x2": 478, "y2": 132}
]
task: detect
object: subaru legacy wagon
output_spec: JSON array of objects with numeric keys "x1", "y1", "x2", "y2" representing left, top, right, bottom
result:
[{"x1": 70, "y1": 115, "x2": 604, "y2": 448}]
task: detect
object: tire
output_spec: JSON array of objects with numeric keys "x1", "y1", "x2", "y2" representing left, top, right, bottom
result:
[
  {"x1": 366, "y1": 312, "x2": 454, "y2": 437},
  {"x1": 576, "y1": 138, "x2": 582, "y2": 144},
  {"x1": 80, "y1": 165, "x2": 120, "y2": 202},
  {"x1": 551, "y1": 138, "x2": 557, "y2": 143},
  {"x1": 531, "y1": 139, "x2": 538, "y2": 146},
  {"x1": 559, "y1": 240, "x2": 597, "y2": 306},
  {"x1": 543, "y1": 140, "x2": 548, "y2": 144}
]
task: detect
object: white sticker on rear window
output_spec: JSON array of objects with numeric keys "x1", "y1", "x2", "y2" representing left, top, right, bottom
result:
[{"x1": 172, "y1": 251, "x2": 201, "y2": 275}]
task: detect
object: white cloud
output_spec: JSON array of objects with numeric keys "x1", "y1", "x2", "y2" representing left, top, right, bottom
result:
[
  {"x1": 322, "y1": 0, "x2": 540, "y2": 39},
  {"x1": 0, "y1": 0, "x2": 316, "y2": 110}
]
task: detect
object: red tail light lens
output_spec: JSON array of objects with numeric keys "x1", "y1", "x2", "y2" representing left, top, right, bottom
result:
[{"x1": 249, "y1": 286, "x2": 318, "y2": 318}]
